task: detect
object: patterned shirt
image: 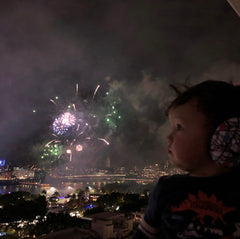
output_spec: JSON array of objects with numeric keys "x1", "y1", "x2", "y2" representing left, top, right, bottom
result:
[{"x1": 137, "y1": 168, "x2": 240, "y2": 238}]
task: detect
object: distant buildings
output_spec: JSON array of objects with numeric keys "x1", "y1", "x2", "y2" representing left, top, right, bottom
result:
[
  {"x1": 34, "y1": 212, "x2": 134, "y2": 239},
  {"x1": 12, "y1": 168, "x2": 35, "y2": 180},
  {"x1": 0, "y1": 162, "x2": 184, "y2": 195},
  {"x1": 90, "y1": 212, "x2": 133, "y2": 239}
]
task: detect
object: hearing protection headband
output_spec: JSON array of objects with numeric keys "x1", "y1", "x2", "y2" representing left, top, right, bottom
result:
[{"x1": 210, "y1": 117, "x2": 240, "y2": 167}]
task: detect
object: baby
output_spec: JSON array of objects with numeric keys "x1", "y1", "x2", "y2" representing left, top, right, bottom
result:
[{"x1": 133, "y1": 80, "x2": 240, "y2": 238}]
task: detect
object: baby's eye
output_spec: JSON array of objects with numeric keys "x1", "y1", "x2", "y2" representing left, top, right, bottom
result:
[{"x1": 176, "y1": 124, "x2": 183, "y2": 130}]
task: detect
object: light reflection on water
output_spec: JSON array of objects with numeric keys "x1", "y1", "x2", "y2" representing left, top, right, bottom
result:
[
  {"x1": 0, "y1": 181, "x2": 104, "y2": 195},
  {"x1": 0, "y1": 184, "x2": 42, "y2": 195}
]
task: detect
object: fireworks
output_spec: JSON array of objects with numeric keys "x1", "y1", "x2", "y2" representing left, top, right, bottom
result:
[
  {"x1": 92, "y1": 84, "x2": 100, "y2": 101},
  {"x1": 52, "y1": 112, "x2": 76, "y2": 135},
  {"x1": 97, "y1": 138, "x2": 110, "y2": 145},
  {"x1": 103, "y1": 90, "x2": 122, "y2": 129},
  {"x1": 66, "y1": 149, "x2": 72, "y2": 154},
  {"x1": 39, "y1": 144, "x2": 63, "y2": 165},
  {"x1": 76, "y1": 144, "x2": 83, "y2": 151},
  {"x1": 38, "y1": 84, "x2": 114, "y2": 165},
  {"x1": 33, "y1": 82, "x2": 125, "y2": 167}
]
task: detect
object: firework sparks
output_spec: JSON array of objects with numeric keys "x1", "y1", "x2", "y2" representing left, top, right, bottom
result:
[
  {"x1": 37, "y1": 83, "x2": 120, "y2": 166},
  {"x1": 76, "y1": 83, "x2": 79, "y2": 95},
  {"x1": 52, "y1": 112, "x2": 76, "y2": 135},
  {"x1": 66, "y1": 149, "x2": 72, "y2": 154},
  {"x1": 45, "y1": 140, "x2": 56, "y2": 147},
  {"x1": 72, "y1": 103, "x2": 76, "y2": 111},
  {"x1": 97, "y1": 138, "x2": 110, "y2": 145},
  {"x1": 50, "y1": 99, "x2": 57, "y2": 105},
  {"x1": 66, "y1": 149, "x2": 72, "y2": 161},
  {"x1": 92, "y1": 84, "x2": 100, "y2": 102},
  {"x1": 76, "y1": 144, "x2": 83, "y2": 151},
  {"x1": 40, "y1": 144, "x2": 63, "y2": 162}
]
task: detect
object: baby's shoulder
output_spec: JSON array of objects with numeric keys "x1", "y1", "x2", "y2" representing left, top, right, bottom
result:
[
  {"x1": 154, "y1": 174, "x2": 190, "y2": 192},
  {"x1": 157, "y1": 173, "x2": 189, "y2": 184}
]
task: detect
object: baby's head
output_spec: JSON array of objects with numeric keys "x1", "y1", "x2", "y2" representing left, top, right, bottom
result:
[
  {"x1": 167, "y1": 80, "x2": 240, "y2": 176},
  {"x1": 168, "y1": 80, "x2": 240, "y2": 128}
]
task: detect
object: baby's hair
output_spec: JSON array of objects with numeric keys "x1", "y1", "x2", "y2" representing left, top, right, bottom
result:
[{"x1": 167, "y1": 80, "x2": 240, "y2": 130}]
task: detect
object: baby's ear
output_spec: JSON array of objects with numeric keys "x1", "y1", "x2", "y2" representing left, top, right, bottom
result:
[{"x1": 210, "y1": 117, "x2": 240, "y2": 167}]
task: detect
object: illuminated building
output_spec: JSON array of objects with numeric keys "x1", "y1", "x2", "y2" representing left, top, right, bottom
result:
[{"x1": 90, "y1": 212, "x2": 133, "y2": 239}]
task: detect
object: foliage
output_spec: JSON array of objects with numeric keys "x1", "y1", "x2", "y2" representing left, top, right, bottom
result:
[
  {"x1": 65, "y1": 197, "x2": 84, "y2": 211},
  {"x1": 84, "y1": 206, "x2": 104, "y2": 216},
  {"x1": 0, "y1": 191, "x2": 47, "y2": 223},
  {"x1": 95, "y1": 192, "x2": 148, "y2": 214},
  {"x1": 120, "y1": 193, "x2": 148, "y2": 213},
  {"x1": 30, "y1": 212, "x2": 90, "y2": 237}
]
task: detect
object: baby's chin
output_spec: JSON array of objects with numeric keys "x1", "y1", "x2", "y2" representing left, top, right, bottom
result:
[
  {"x1": 168, "y1": 155, "x2": 178, "y2": 166},
  {"x1": 168, "y1": 157, "x2": 188, "y2": 171}
]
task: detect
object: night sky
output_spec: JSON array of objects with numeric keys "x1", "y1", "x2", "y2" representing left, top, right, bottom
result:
[{"x1": 0, "y1": 0, "x2": 240, "y2": 169}]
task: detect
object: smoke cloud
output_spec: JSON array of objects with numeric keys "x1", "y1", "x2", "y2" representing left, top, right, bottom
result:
[{"x1": 0, "y1": 0, "x2": 239, "y2": 169}]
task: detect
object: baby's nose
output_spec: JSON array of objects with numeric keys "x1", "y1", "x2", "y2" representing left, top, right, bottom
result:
[{"x1": 166, "y1": 132, "x2": 172, "y2": 144}]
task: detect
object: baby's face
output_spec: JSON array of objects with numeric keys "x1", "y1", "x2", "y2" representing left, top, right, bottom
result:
[{"x1": 167, "y1": 100, "x2": 214, "y2": 176}]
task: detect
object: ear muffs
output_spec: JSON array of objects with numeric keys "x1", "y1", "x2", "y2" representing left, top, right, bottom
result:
[{"x1": 210, "y1": 117, "x2": 240, "y2": 167}]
